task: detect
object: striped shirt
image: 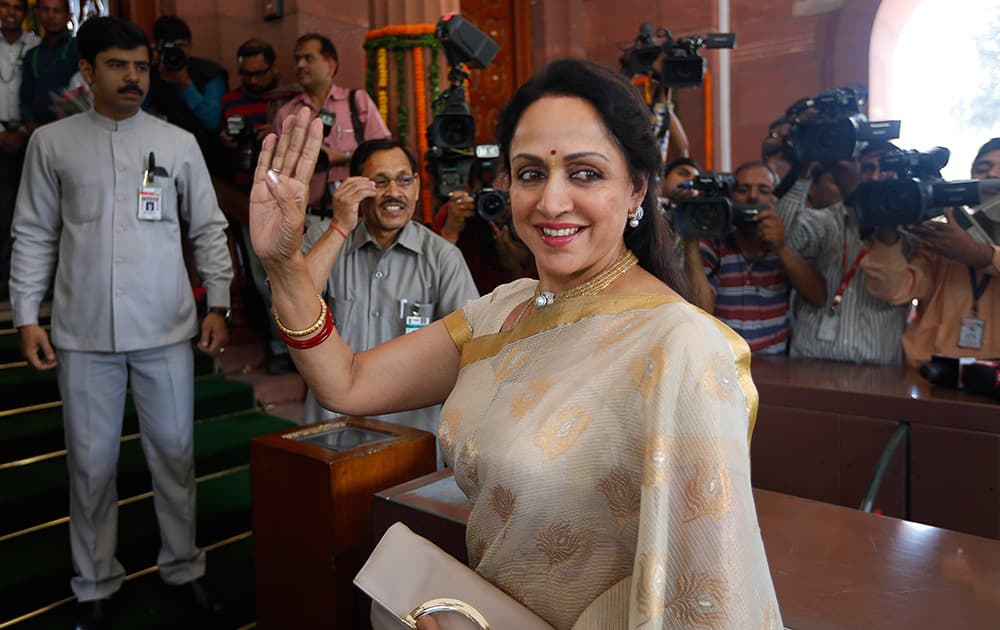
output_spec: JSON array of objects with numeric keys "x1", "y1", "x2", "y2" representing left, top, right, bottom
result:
[
  {"x1": 700, "y1": 239, "x2": 790, "y2": 355},
  {"x1": 786, "y1": 203, "x2": 909, "y2": 365}
]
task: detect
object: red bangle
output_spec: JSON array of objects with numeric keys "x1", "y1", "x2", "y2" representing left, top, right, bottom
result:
[
  {"x1": 278, "y1": 306, "x2": 334, "y2": 349},
  {"x1": 330, "y1": 222, "x2": 349, "y2": 240}
]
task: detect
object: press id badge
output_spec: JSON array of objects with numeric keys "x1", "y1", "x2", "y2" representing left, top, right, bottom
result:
[
  {"x1": 138, "y1": 187, "x2": 162, "y2": 221},
  {"x1": 958, "y1": 317, "x2": 985, "y2": 350},
  {"x1": 817, "y1": 309, "x2": 840, "y2": 342}
]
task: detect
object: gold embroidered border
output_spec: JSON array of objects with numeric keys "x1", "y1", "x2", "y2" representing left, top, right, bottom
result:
[
  {"x1": 459, "y1": 294, "x2": 688, "y2": 369},
  {"x1": 707, "y1": 319, "x2": 759, "y2": 443},
  {"x1": 443, "y1": 309, "x2": 472, "y2": 351}
]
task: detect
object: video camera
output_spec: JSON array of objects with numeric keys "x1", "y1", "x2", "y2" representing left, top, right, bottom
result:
[
  {"x1": 619, "y1": 23, "x2": 735, "y2": 87},
  {"x1": 672, "y1": 173, "x2": 766, "y2": 239},
  {"x1": 785, "y1": 86, "x2": 901, "y2": 163},
  {"x1": 426, "y1": 14, "x2": 510, "y2": 221},
  {"x1": 853, "y1": 146, "x2": 982, "y2": 227},
  {"x1": 157, "y1": 41, "x2": 187, "y2": 72}
]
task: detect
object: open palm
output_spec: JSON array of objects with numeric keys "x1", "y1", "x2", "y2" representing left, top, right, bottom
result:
[{"x1": 249, "y1": 108, "x2": 324, "y2": 263}]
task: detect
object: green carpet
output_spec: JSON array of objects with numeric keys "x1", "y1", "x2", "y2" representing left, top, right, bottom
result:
[
  {"x1": 0, "y1": 351, "x2": 216, "y2": 412},
  {"x1": 0, "y1": 342, "x2": 295, "y2": 629}
]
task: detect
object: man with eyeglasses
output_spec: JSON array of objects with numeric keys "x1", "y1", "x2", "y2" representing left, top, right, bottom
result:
[
  {"x1": 220, "y1": 38, "x2": 290, "y2": 172},
  {"x1": 861, "y1": 137, "x2": 1000, "y2": 366},
  {"x1": 219, "y1": 38, "x2": 298, "y2": 373},
  {"x1": 297, "y1": 138, "x2": 478, "y2": 456},
  {"x1": 683, "y1": 161, "x2": 827, "y2": 355}
]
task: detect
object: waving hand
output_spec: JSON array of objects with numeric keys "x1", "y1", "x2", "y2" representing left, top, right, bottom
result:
[{"x1": 249, "y1": 108, "x2": 324, "y2": 265}]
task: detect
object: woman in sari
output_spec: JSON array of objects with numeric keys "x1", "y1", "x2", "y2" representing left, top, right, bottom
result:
[{"x1": 250, "y1": 58, "x2": 781, "y2": 629}]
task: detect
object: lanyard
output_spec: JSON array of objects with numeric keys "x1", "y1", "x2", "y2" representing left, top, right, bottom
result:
[
  {"x1": 31, "y1": 37, "x2": 71, "y2": 80},
  {"x1": 832, "y1": 231, "x2": 868, "y2": 309},
  {"x1": 968, "y1": 267, "x2": 992, "y2": 317}
]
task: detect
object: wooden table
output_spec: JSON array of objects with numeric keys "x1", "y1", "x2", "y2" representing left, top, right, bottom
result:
[
  {"x1": 374, "y1": 471, "x2": 1000, "y2": 630},
  {"x1": 750, "y1": 357, "x2": 1000, "y2": 539}
]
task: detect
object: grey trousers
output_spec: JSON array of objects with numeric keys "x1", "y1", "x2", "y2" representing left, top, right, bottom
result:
[{"x1": 57, "y1": 341, "x2": 205, "y2": 601}]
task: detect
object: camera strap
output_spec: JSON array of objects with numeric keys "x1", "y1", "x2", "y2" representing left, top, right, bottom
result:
[
  {"x1": 349, "y1": 89, "x2": 364, "y2": 144},
  {"x1": 831, "y1": 232, "x2": 869, "y2": 309},
  {"x1": 967, "y1": 267, "x2": 992, "y2": 317}
]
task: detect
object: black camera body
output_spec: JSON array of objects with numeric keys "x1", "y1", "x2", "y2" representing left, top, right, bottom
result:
[
  {"x1": 225, "y1": 116, "x2": 258, "y2": 173},
  {"x1": 786, "y1": 86, "x2": 901, "y2": 163},
  {"x1": 673, "y1": 173, "x2": 766, "y2": 239},
  {"x1": 426, "y1": 15, "x2": 502, "y2": 206},
  {"x1": 853, "y1": 146, "x2": 982, "y2": 227},
  {"x1": 620, "y1": 23, "x2": 735, "y2": 88},
  {"x1": 157, "y1": 41, "x2": 187, "y2": 72}
]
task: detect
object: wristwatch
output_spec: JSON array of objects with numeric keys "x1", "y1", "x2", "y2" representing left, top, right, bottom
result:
[{"x1": 209, "y1": 307, "x2": 231, "y2": 322}]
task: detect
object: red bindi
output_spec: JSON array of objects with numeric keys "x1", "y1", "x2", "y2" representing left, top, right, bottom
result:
[{"x1": 550, "y1": 149, "x2": 557, "y2": 155}]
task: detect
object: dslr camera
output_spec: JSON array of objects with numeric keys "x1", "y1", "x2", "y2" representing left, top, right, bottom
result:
[
  {"x1": 620, "y1": 23, "x2": 735, "y2": 87},
  {"x1": 157, "y1": 41, "x2": 187, "y2": 72},
  {"x1": 853, "y1": 146, "x2": 982, "y2": 227},
  {"x1": 426, "y1": 14, "x2": 509, "y2": 219},
  {"x1": 672, "y1": 173, "x2": 765, "y2": 239},
  {"x1": 785, "y1": 86, "x2": 900, "y2": 163},
  {"x1": 225, "y1": 116, "x2": 258, "y2": 173}
]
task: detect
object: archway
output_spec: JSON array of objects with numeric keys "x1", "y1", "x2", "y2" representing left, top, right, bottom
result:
[{"x1": 870, "y1": 0, "x2": 1000, "y2": 179}]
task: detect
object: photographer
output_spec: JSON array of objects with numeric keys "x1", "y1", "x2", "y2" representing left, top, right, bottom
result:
[
  {"x1": 148, "y1": 15, "x2": 227, "y2": 168},
  {"x1": 860, "y1": 138, "x2": 1000, "y2": 366},
  {"x1": 782, "y1": 157, "x2": 911, "y2": 365},
  {"x1": 432, "y1": 188, "x2": 535, "y2": 293},
  {"x1": 683, "y1": 162, "x2": 826, "y2": 355},
  {"x1": 273, "y1": 33, "x2": 390, "y2": 211},
  {"x1": 220, "y1": 39, "x2": 292, "y2": 187}
]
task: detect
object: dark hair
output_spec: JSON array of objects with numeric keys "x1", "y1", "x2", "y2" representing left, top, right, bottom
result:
[
  {"x1": 974, "y1": 138, "x2": 1000, "y2": 163},
  {"x1": 495, "y1": 58, "x2": 688, "y2": 296},
  {"x1": 237, "y1": 38, "x2": 276, "y2": 66},
  {"x1": 76, "y1": 16, "x2": 150, "y2": 66},
  {"x1": 350, "y1": 139, "x2": 416, "y2": 177},
  {"x1": 34, "y1": 0, "x2": 69, "y2": 13},
  {"x1": 9, "y1": 0, "x2": 27, "y2": 10},
  {"x1": 663, "y1": 157, "x2": 701, "y2": 178},
  {"x1": 734, "y1": 160, "x2": 779, "y2": 186},
  {"x1": 152, "y1": 15, "x2": 191, "y2": 43},
  {"x1": 296, "y1": 33, "x2": 338, "y2": 64}
]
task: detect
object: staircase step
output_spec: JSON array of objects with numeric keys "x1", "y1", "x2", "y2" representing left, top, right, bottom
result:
[
  {"x1": 0, "y1": 376, "x2": 257, "y2": 465},
  {"x1": 0, "y1": 411, "x2": 292, "y2": 537},
  {"x1": 9, "y1": 535, "x2": 257, "y2": 630},
  {"x1": 0, "y1": 349, "x2": 218, "y2": 414},
  {"x1": 0, "y1": 465, "x2": 264, "y2": 623}
]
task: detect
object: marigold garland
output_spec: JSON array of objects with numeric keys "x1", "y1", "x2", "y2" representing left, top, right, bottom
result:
[
  {"x1": 364, "y1": 25, "x2": 448, "y2": 224},
  {"x1": 376, "y1": 47, "x2": 389, "y2": 123}
]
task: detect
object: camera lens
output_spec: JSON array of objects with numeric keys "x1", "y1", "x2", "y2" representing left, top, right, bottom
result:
[
  {"x1": 160, "y1": 45, "x2": 186, "y2": 72},
  {"x1": 476, "y1": 189, "x2": 508, "y2": 222}
]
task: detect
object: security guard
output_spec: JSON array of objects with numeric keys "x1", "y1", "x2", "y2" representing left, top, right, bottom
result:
[{"x1": 9, "y1": 16, "x2": 231, "y2": 629}]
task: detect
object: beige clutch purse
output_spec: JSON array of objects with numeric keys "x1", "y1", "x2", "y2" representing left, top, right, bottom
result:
[{"x1": 354, "y1": 522, "x2": 554, "y2": 630}]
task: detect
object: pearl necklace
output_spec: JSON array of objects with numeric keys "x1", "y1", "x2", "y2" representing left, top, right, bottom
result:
[{"x1": 532, "y1": 250, "x2": 638, "y2": 309}]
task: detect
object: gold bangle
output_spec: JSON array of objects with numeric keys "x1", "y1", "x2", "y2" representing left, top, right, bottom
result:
[{"x1": 273, "y1": 294, "x2": 328, "y2": 337}]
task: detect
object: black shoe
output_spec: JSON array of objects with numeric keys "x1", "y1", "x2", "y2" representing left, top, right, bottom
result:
[
  {"x1": 266, "y1": 352, "x2": 296, "y2": 375},
  {"x1": 73, "y1": 598, "x2": 110, "y2": 630},
  {"x1": 178, "y1": 578, "x2": 225, "y2": 616}
]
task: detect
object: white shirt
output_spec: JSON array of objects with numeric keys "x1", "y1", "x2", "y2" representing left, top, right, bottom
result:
[{"x1": 0, "y1": 30, "x2": 40, "y2": 125}]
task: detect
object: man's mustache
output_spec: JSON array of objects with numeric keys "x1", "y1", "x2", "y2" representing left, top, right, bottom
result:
[{"x1": 118, "y1": 85, "x2": 144, "y2": 95}]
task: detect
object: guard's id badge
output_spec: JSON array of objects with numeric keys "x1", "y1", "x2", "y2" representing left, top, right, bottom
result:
[
  {"x1": 138, "y1": 187, "x2": 162, "y2": 221},
  {"x1": 958, "y1": 317, "x2": 985, "y2": 349},
  {"x1": 817, "y1": 309, "x2": 840, "y2": 342}
]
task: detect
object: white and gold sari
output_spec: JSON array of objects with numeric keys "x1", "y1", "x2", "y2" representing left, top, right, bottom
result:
[{"x1": 440, "y1": 278, "x2": 782, "y2": 630}]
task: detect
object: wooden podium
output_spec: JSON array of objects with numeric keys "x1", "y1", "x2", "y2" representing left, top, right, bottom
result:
[{"x1": 250, "y1": 417, "x2": 436, "y2": 629}]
